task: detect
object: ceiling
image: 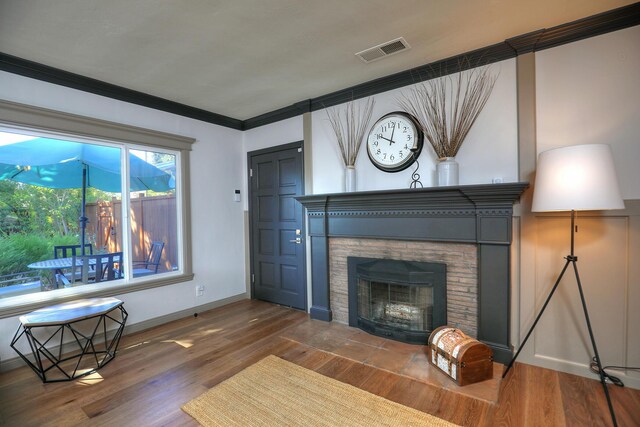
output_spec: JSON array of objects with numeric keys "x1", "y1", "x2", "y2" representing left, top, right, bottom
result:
[{"x1": 0, "y1": 0, "x2": 634, "y2": 121}]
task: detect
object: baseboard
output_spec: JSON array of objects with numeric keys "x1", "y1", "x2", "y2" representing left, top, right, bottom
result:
[
  {"x1": 527, "y1": 354, "x2": 640, "y2": 391},
  {"x1": 488, "y1": 344, "x2": 512, "y2": 366},
  {"x1": 0, "y1": 292, "x2": 249, "y2": 373},
  {"x1": 121, "y1": 292, "x2": 248, "y2": 336},
  {"x1": 309, "y1": 306, "x2": 332, "y2": 321}
]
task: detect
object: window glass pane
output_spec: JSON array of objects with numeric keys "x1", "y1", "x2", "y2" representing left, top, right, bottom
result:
[
  {"x1": 128, "y1": 149, "x2": 178, "y2": 278},
  {"x1": 0, "y1": 131, "x2": 123, "y2": 296}
]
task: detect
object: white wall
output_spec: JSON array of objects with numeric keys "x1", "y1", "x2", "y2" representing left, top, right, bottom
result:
[
  {"x1": 238, "y1": 59, "x2": 518, "y2": 197},
  {"x1": 312, "y1": 59, "x2": 518, "y2": 194},
  {"x1": 516, "y1": 26, "x2": 640, "y2": 388},
  {"x1": 0, "y1": 71, "x2": 247, "y2": 362},
  {"x1": 536, "y1": 25, "x2": 640, "y2": 199}
]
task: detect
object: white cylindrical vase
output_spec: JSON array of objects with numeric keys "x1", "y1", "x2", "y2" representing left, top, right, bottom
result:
[
  {"x1": 345, "y1": 166, "x2": 356, "y2": 192},
  {"x1": 436, "y1": 157, "x2": 459, "y2": 186}
]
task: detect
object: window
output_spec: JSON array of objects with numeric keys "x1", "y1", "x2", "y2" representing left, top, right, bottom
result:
[{"x1": 0, "y1": 100, "x2": 194, "y2": 316}]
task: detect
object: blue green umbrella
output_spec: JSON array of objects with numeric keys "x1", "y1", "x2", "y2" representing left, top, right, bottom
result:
[{"x1": 0, "y1": 137, "x2": 174, "y2": 254}]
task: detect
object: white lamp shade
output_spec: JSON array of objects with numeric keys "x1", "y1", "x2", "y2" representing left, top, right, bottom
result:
[{"x1": 532, "y1": 144, "x2": 624, "y2": 212}]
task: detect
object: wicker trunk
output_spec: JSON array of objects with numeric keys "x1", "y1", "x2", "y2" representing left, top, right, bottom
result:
[{"x1": 428, "y1": 326, "x2": 493, "y2": 386}]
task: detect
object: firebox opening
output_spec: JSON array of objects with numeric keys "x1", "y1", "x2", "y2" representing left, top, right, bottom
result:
[{"x1": 348, "y1": 257, "x2": 446, "y2": 345}]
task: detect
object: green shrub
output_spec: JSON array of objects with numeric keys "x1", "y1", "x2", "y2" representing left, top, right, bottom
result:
[{"x1": 0, "y1": 234, "x2": 80, "y2": 276}]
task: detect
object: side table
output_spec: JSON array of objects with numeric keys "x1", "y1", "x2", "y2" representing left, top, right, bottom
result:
[{"x1": 10, "y1": 297, "x2": 128, "y2": 382}]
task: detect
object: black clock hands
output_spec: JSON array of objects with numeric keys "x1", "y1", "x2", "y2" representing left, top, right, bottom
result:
[
  {"x1": 379, "y1": 134, "x2": 396, "y2": 145},
  {"x1": 389, "y1": 123, "x2": 396, "y2": 145}
]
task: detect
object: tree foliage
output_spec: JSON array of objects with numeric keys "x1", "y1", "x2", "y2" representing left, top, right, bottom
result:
[
  {"x1": 0, "y1": 181, "x2": 111, "y2": 237},
  {"x1": 0, "y1": 181, "x2": 116, "y2": 276}
]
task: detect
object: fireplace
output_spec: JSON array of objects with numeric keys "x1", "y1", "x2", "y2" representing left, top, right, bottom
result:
[
  {"x1": 295, "y1": 182, "x2": 528, "y2": 364},
  {"x1": 348, "y1": 257, "x2": 446, "y2": 344}
]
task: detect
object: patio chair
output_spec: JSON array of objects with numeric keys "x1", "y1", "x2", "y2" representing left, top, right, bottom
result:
[
  {"x1": 53, "y1": 244, "x2": 95, "y2": 282},
  {"x1": 54, "y1": 244, "x2": 93, "y2": 258},
  {"x1": 133, "y1": 242, "x2": 164, "y2": 278},
  {"x1": 63, "y1": 252, "x2": 124, "y2": 285}
]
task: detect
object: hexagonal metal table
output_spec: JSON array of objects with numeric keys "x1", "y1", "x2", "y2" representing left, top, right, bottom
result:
[{"x1": 11, "y1": 297, "x2": 127, "y2": 382}]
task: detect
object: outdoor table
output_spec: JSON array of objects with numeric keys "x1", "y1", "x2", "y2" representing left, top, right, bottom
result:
[
  {"x1": 10, "y1": 297, "x2": 128, "y2": 382},
  {"x1": 28, "y1": 255, "x2": 122, "y2": 289},
  {"x1": 28, "y1": 257, "x2": 77, "y2": 290}
]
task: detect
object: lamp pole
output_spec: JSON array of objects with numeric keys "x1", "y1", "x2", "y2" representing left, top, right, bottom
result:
[{"x1": 503, "y1": 210, "x2": 617, "y2": 426}]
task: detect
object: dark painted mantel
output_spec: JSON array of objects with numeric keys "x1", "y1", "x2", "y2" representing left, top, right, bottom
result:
[{"x1": 296, "y1": 182, "x2": 528, "y2": 364}]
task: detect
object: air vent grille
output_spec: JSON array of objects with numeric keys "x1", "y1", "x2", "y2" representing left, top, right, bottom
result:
[
  {"x1": 380, "y1": 40, "x2": 407, "y2": 55},
  {"x1": 356, "y1": 37, "x2": 410, "y2": 63}
]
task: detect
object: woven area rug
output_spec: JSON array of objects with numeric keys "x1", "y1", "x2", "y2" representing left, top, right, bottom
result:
[{"x1": 182, "y1": 355, "x2": 458, "y2": 427}]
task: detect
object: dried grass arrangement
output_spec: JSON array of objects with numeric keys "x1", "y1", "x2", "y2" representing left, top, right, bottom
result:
[
  {"x1": 398, "y1": 65, "x2": 497, "y2": 159},
  {"x1": 326, "y1": 98, "x2": 375, "y2": 167}
]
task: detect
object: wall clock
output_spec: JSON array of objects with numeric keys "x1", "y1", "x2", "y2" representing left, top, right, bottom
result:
[{"x1": 366, "y1": 111, "x2": 424, "y2": 172}]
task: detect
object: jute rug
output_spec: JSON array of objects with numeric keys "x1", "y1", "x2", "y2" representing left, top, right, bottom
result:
[{"x1": 182, "y1": 355, "x2": 458, "y2": 426}]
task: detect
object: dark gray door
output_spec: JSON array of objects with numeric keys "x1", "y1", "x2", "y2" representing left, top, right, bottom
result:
[{"x1": 249, "y1": 143, "x2": 306, "y2": 310}]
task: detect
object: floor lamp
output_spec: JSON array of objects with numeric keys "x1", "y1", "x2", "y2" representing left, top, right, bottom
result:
[{"x1": 503, "y1": 144, "x2": 624, "y2": 427}]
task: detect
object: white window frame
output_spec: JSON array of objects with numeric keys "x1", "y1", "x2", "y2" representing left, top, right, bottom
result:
[{"x1": 0, "y1": 99, "x2": 195, "y2": 318}]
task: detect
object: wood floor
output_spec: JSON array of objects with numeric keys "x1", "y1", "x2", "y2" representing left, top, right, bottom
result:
[{"x1": 0, "y1": 299, "x2": 638, "y2": 426}]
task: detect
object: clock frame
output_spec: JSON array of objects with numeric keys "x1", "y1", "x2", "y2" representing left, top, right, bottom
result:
[{"x1": 366, "y1": 111, "x2": 424, "y2": 173}]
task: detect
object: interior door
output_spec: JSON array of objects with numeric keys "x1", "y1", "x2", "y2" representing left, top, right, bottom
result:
[{"x1": 249, "y1": 142, "x2": 306, "y2": 310}]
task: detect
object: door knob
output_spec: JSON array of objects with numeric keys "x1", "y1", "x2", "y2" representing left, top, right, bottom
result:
[{"x1": 289, "y1": 237, "x2": 302, "y2": 244}]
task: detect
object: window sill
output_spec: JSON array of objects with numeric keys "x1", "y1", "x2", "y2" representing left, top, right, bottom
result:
[{"x1": 0, "y1": 272, "x2": 195, "y2": 319}]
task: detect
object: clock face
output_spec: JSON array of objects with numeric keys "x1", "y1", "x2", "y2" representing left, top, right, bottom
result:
[{"x1": 366, "y1": 112, "x2": 424, "y2": 172}]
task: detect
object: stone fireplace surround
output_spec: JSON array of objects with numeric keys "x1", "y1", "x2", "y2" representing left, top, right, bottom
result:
[
  {"x1": 331, "y1": 238, "x2": 478, "y2": 337},
  {"x1": 296, "y1": 183, "x2": 528, "y2": 364}
]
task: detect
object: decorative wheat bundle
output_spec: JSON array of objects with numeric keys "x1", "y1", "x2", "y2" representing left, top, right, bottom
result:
[
  {"x1": 398, "y1": 65, "x2": 497, "y2": 159},
  {"x1": 326, "y1": 98, "x2": 375, "y2": 167}
]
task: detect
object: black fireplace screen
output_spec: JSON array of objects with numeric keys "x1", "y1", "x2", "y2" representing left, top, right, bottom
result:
[
  {"x1": 357, "y1": 280, "x2": 433, "y2": 331},
  {"x1": 348, "y1": 258, "x2": 446, "y2": 344}
]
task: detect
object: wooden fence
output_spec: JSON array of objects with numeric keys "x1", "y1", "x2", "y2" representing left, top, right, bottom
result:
[{"x1": 85, "y1": 195, "x2": 177, "y2": 273}]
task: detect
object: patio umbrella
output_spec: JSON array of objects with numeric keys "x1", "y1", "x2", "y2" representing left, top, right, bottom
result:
[{"x1": 0, "y1": 137, "x2": 174, "y2": 255}]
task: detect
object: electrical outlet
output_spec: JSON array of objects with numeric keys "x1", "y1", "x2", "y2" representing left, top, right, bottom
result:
[{"x1": 195, "y1": 285, "x2": 204, "y2": 297}]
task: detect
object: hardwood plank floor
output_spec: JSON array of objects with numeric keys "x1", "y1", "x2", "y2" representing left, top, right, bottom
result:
[{"x1": 0, "y1": 299, "x2": 638, "y2": 426}]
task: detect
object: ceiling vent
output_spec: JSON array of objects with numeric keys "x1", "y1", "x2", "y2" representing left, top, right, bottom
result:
[{"x1": 356, "y1": 37, "x2": 411, "y2": 63}]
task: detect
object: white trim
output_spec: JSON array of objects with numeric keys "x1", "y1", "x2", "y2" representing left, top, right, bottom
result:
[
  {"x1": 0, "y1": 99, "x2": 194, "y2": 151},
  {"x1": 122, "y1": 145, "x2": 133, "y2": 279}
]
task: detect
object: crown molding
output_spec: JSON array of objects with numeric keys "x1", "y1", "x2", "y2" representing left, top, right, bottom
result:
[
  {"x1": 0, "y1": 52, "x2": 243, "y2": 130},
  {"x1": 2, "y1": 3, "x2": 638, "y2": 131}
]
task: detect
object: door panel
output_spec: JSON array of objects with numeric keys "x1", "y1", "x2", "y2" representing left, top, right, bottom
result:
[{"x1": 250, "y1": 144, "x2": 305, "y2": 310}]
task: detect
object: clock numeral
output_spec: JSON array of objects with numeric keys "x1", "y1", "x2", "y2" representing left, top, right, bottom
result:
[
  {"x1": 390, "y1": 154, "x2": 394, "y2": 161},
  {"x1": 376, "y1": 133, "x2": 383, "y2": 140},
  {"x1": 389, "y1": 122, "x2": 395, "y2": 128},
  {"x1": 381, "y1": 125, "x2": 387, "y2": 132},
  {"x1": 372, "y1": 141, "x2": 378, "y2": 147},
  {"x1": 404, "y1": 144, "x2": 409, "y2": 150},
  {"x1": 399, "y1": 151, "x2": 404, "y2": 158},
  {"x1": 383, "y1": 153, "x2": 387, "y2": 160},
  {"x1": 407, "y1": 135, "x2": 412, "y2": 141},
  {"x1": 403, "y1": 126, "x2": 408, "y2": 133},
  {"x1": 376, "y1": 148, "x2": 381, "y2": 155}
]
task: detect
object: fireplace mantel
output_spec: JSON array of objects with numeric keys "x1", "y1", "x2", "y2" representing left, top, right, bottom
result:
[{"x1": 296, "y1": 182, "x2": 528, "y2": 364}]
